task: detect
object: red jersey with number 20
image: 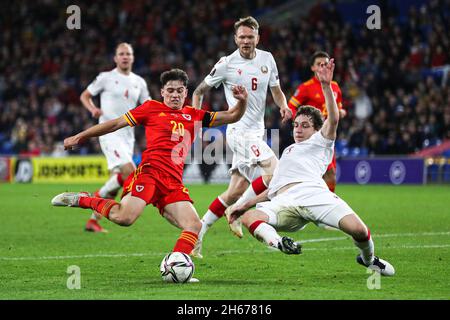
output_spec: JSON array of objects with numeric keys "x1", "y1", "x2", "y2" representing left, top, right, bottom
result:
[{"x1": 123, "y1": 100, "x2": 217, "y2": 182}]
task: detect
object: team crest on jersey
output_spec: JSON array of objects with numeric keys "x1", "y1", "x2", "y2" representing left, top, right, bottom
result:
[
  {"x1": 261, "y1": 66, "x2": 268, "y2": 74},
  {"x1": 182, "y1": 114, "x2": 192, "y2": 121},
  {"x1": 136, "y1": 185, "x2": 144, "y2": 192},
  {"x1": 237, "y1": 69, "x2": 242, "y2": 75}
]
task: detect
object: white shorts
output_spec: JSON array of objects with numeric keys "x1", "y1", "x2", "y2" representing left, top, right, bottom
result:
[
  {"x1": 256, "y1": 182, "x2": 354, "y2": 231},
  {"x1": 99, "y1": 134, "x2": 134, "y2": 171},
  {"x1": 226, "y1": 128, "x2": 276, "y2": 181}
]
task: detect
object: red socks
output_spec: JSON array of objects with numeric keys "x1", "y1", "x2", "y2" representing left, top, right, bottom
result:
[
  {"x1": 248, "y1": 220, "x2": 265, "y2": 236},
  {"x1": 208, "y1": 197, "x2": 227, "y2": 218},
  {"x1": 79, "y1": 197, "x2": 118, "y2": 219},
  {"x1": 173, "y1": 231, "x2": 198, "y2": 254},
  {"x1": 251, "y1": 176, "x2": 267, "y2": 195}
]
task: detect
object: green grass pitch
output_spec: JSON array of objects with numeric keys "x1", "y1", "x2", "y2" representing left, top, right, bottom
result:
[{"x1": 0, "y1": 183, "x2": 449, "y2": 299}]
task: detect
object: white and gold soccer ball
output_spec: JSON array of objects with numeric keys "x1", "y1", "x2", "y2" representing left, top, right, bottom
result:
[{"x1": 160, "y1": 252, "x2": 195, "y2": 283}]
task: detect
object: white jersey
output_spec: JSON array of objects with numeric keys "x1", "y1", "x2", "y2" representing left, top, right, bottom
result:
[
  {"x1": 204, "y1": 49, "x2": 280, "y2": 133},
  {"x1": 87, "y1": 68, "x2": 150, "y2": 141},
  {"x1": 268, "y1": 131, "x2": 334, "y2": 199}
]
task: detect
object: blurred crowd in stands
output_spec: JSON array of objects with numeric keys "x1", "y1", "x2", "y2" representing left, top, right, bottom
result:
[{"x1": 0, "y1": 0, "x2": 449, "y2": 160}]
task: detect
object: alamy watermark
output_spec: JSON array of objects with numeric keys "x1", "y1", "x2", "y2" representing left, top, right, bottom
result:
[
  {"x1": 67, "y1": 265, "x2": 81, "y2": 289},
  {"x1": 172, "y1": 124, "x2": 280, "y2": 170},
  {"x1": 366, "y1": 267, "x2": 381, "y2": 290},
  {"x1": 366, "y1": 5, "x2": 381, "y2": 30},
  {"x1": 66, "y1": 5, "x2": 81, "y2": 30}
]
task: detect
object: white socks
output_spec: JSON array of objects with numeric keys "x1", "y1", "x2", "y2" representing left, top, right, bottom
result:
[
  {"x1": 233, "y1": 186, "x2": 257, "y2": 208},
  {"x1": 354, "y1": 238, "x2": 375, "y2": 265},
  {"x1": 253, "y1": 222, "x2": 281, "y2": 249},
  {"x1": 198, "y1": 197, "x2": 229, "y2": 241},
  {"x1": 98, "y1": 173, "x2": 122, "y2": 198}
]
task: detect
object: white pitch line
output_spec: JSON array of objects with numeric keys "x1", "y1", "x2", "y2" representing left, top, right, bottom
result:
[
  {"x1": 299, "y1": 231, "x2": 450, "y2": 244},
  {"x1": 0, "y1": 231, "x2": 449, "y2": 261},
  {"x1": 302, "y1": 244, "x2": 450, "y2": 252}
]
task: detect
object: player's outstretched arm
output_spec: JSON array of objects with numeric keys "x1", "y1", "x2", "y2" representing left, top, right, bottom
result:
[
  {"x1": 63, "y1": 117, "x2": 128, "y2": 150},
  {"x1": 192, "y1": 81, "x2": 212, "y2": 109},
  {"x1": 80, "y1": 89, "x2": 103, "y2": 118},
  {"x1": 209, "y1": 85, "x2": 248, "y2": 127},
  {"x1": 270, "y1": 85, "x2": 292, "y2": 123},
  {"x1": 318, "y1": 59, "x2": 339, "y2": 140}
]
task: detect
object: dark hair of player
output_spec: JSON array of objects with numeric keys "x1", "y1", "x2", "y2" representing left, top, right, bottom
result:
[
  {"x1": 160, "y1": 69, "x2": 189, "y2": 87},
  {"x1": 294, "y1": 105, "x2": 324, "y2": 130},
  {"x1": 310, "y1": 51, "x2": 330, "y2": 67},
  {"x1": 234, "y1": 16, "x2": 259, "y2": 33}
]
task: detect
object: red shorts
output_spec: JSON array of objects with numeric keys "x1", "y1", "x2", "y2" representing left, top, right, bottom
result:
[
  {"x1": 326, "y1": 151, "x2": 336, "y2": 172},
  {"x1": 121, "y1": 164, "x2": 193, "y2": 215}
]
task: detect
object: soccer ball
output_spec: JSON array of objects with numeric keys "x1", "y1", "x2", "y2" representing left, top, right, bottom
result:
[{"x1": 160, "y1": 252, "x2": 195, "y2": 283}]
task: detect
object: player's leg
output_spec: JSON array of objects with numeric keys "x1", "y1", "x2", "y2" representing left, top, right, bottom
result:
[
  {"x1": 106, "y1": 193, "x2": 146, "y2": 226},
  {"x1": 229, "y1": 156, "x2": 277, "y2": 210},
  {"x1": 225, "y1": 156, "x2": 278, "y2": 236},
  {"x1": 85, "y1": 163, "x2": 135, "y2": 232},
  {"x1": 338, "y1": 213, "x2": 373, "y2": 263},
  {"x1": 162, "y1": 201, "x2": 202, "y2": 255},
  {"x1": 191, "y1": 172, "x2": 248, "y2": 258},
  {"x1": 198, "y1": 172, "x2": 249, "y2": 236},
  {"x1": 96, "y1": 162, "x2": 135, "y2": 198},
  {"x1": 86, "y1": 137, "x2": 135, "y2": 232},
  {"x1": 338, "y1": 213, "x2": 395, "y2": 276},
  {"x1": 51, "y1": 191, "x2": 147, "y2": 226},
  {"x1": 240, "y1": 208, "x2": 301, "y2": 254}
]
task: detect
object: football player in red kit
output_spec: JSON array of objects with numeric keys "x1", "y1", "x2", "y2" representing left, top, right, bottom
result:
[{"x1": 51, "y1": 69, "x2": 248, "y2": 257}]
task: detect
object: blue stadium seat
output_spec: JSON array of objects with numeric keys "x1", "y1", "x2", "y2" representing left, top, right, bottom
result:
[
  {"x1": 340, "y1": 147, "x2": 349, "y2": 157},
  {"x1": 335, "y1": 140, "x2": 348, "y2": 156},
  {"x1": 443, "y1": 164, "x2": 450, "y2": 183},
  {"x1": 350, "y1": 147, "x2": 361, "y2": 157},
  {"x1": 427, "y1": 164, "x2": 440, "y2": 182},
  {"x1": 441, "y1": 149, "x2": 450, "y2": 157},
  {"x1": 359, "y1": 148, "x2": 369, "y2": 156},
  {"x1": 1, "y1": 141, "x2": 14, "y2": 155}
]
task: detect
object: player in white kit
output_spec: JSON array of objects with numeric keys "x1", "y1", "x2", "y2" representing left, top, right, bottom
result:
[
  {"x1": 228, "y1": 59, "x2": 395, "y2": 276},
  {"x1": 79, "y1": 43, "x2": 150, "y2": 232},
  {"x1": 191, "y1": 17, "x2": 292, "y2": 258}
]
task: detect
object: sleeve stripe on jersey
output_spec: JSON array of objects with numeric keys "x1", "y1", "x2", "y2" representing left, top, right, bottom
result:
[
  {"x1": 289, "y1": 96, "x2": 300, "y2": 107},
  {"x1": 124, "y1": 112, "x2": 137, "y2": 127},
  {"x1": 209, "y1": 112, "x2": 218, "y2": 127}
]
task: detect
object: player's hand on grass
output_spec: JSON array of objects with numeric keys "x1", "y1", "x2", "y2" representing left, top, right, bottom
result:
[
  {"x1": 228, "y1": 203, "x2": 249, "y2": 223},
  {"x1": 317, "y1": 58, "x2": 335, "y2": 85},
  {"x1": 231, "y1": 85, "x2": 248, "y2": 102},
  {"x1": 280, "y1": 107, "x2": 292, "y2": 123},
  {"x1": 90, "y1": 107, "x2": 103, "y2": 118}
]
